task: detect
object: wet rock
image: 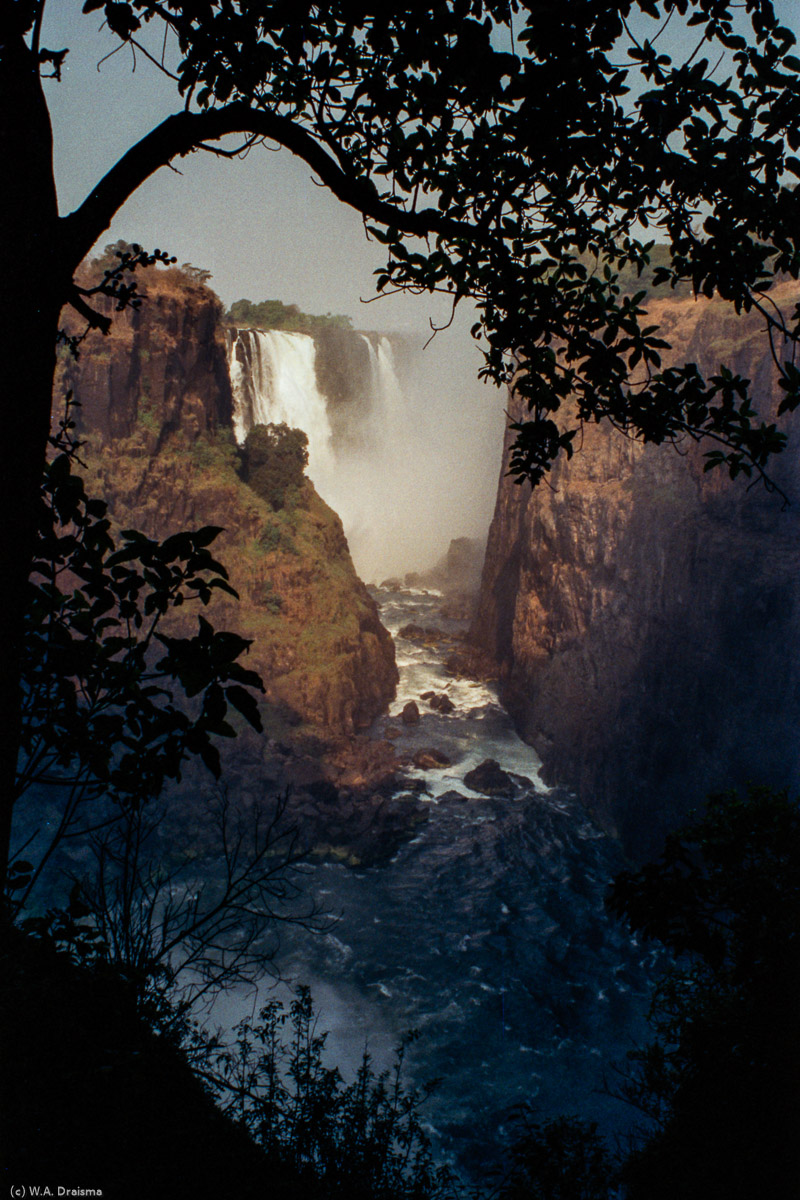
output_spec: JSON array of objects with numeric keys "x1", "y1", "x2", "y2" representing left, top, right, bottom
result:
[
  {"x1": 399, "y1": 623, "x2": 446, "y2": 643},
  {"x1": 304, "y1": 792, "x2": 430, "y2": 868},
  {"x1": 413, "y1": 747, "x2": 452, "y2": 770},
  {"x1": 281, "y1": 755, "x2": 331, "y2": 795},
  {"x1": 438, "y1": 789, "x2": 469, "y2": 804},
  {"x1": 401, "y1": 700, "x2": 421, "y2": 725},
  {"x1": 420, "y1": 691, "x2": 436, "y2": 702},
  {"x1": 438, "y1": 594, "x2": 477, "y2": 622},
  {"x1": 327, "y1": 736, "x2": 401, "y2": 791},
  {"x1": 399, "y1": 623, "x2": 427, "y2": 639},
  {"x1": 429, "y1": 693, "x2": 455, "y2": 714},
  {"x1": 463, "y1": 758, "x2": 515, "y2": 797}
]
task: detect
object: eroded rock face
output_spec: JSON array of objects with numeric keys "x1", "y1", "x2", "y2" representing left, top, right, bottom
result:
[
  {"x1": 472, "y1": 288, "x2": 800, "y2": 859},
  {"x1": 56, "y1": 266, "x2": 398, "y2": 738},
  {"x1": 60, "y1": 269, "x2": 233, "y2": 443}
]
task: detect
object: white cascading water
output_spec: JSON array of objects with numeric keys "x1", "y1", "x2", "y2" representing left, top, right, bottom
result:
[
  {"x1": 228, "y1": 327, "x2": 423, "y2": 581},
  {"x1": 318, "y1": 334, "x2": 423, "y2": 582},
  {"x1": 227, "y1": 325, "x2": 501, "y2": 582},
  {"x1": 227, "y1": 329, "x2": 336, "y2": 483}
]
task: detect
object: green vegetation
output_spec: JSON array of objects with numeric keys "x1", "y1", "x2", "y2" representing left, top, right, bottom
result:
[
  {"x1": 10, "y1": 400, "x2": 266, "y2": 911},
  {"x1": 240, "y1": 422, "x2": 309, "y2": 511},
  {"x1": 80, "y1": 415, "x2": 392, "y2": 738},
  {"x1": 225, "y1": 298, "x2": 353, "y2": 335},
  {"x1": 7, "y1": 4, "x2": 800, "y2": 1191}
]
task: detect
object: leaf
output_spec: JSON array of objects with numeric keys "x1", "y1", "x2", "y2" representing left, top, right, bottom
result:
[
  {"x1": 191, "y1": 525, "x2": 225, "y2": 548},
  {"x1": 225, "y1": 684, "x2": 263, "y2": 731}
]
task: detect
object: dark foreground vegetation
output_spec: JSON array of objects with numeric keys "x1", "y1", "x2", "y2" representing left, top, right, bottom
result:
[{"x1": 5, "y1": 780, "x2": 799, "y2": 1199}]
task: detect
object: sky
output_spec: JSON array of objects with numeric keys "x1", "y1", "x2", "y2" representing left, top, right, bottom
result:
[
  {"x1": 42, "y1": 2, "x2": 507, "y2": 575},
  {"x1": 38, "y1": 1, "x2": 800, "y2": 574},
  {"x1": 43, "y1": 0, "x2": 800, "y2": 322},
  {"x1": 42, "y1": 2, "x2": 471, "y2": 330}
]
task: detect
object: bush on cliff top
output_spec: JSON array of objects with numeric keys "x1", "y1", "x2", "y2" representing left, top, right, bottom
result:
[
  {"x1": 240, "y1": 422, "x2": 310, "y2": 511},
  {"x1": 225, "y1": 298, "x2": 353, "y2": 335}
]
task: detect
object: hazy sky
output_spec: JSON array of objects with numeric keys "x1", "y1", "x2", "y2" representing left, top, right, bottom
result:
[
  {"x1": 42, "y1": 3, "x2": 510, "y2": 575},
  {"x1": 39, "y1": 2, "x2": 800, "y2": 574},
  {"x1": 43, "y1": 3, "x2": 467, "y2": 332},
  {"x1": 43, "y1": 1, "x2": 800, "y2": 322}
]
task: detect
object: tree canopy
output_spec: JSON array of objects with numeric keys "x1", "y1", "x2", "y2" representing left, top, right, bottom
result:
[
  {"x1": 607, "y1": 786, "x2": 800, "y2": 1198},
  {"x1": 43, "y1": 0, "x2": 800, "y2": 485},
  {"x1": 3, "y1": 0, "x2": 800, "y2": 889}
]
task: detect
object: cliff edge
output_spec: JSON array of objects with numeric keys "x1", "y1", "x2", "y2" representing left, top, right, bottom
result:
[
  {"x1": 57, "y1": 263, "x2": 398, "y2": 737},
  {"x1": 472, "y1": 286, "x2": 800, "y2": 859}
]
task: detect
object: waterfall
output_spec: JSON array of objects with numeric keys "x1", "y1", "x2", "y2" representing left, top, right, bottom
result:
[
  {"x1": 361, "y1": 335, "x2": 408, "y2": 449},
  {"x1": 319, "y1": 334, "x2": 422, "y2": 582},
  {"x1": 227, "y1": 329, "x2": 335, "y2": 482},
  {"x1": 226, "y1": 324, "x2": 499, "y2": 583}
]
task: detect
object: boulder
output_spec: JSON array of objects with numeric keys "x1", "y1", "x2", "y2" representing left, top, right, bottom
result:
[
  {"x1": 438, "y1": 790, "x2": 469, "y2": 804},
  {"x1": 399, "y1": 623, "x2": 446, "y2": 643},
  {"x1": 413, "y1": 747, "x2": 452, "y2": 770},
  {"x1": 463, "y1": 758, "x2": 515, "y2": 797},
  {"x1": 429, "y1": 693, "x2": 455, "y2": 714},
  {"x1": 399, "y1": 623, "x2": 427, "y2": 639},
  {"x1": 401, "y1": 700, "x2": 421, "y2": 725}
]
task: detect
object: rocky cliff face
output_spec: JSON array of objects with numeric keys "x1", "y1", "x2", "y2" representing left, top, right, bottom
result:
[
  {"x1": 472, "y1": 286, "x2": 800, "y2": 859},
  {"x1": 57, "y1": 265, "x2": 397, "y2": 737},
  {"x1": 61, "y1": 268, "x2": 233, "y2": 443}
]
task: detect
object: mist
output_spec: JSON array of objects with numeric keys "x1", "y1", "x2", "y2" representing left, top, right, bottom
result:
[
  {"x1": 229, "y1": 311, "x2": 506, "y2": 585},
  {"x1": 321, "y1": 326, "x2": 504, "y2": 583}
]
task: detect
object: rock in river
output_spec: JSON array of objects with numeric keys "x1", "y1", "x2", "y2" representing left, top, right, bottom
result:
[{"x1": 463, "y1": 758, "x2": 515, "y2": 797}]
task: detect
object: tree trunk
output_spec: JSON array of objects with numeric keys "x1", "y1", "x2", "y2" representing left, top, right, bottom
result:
[{"x1": 0, "y1": 32, "x2": 65, "y2": 893}]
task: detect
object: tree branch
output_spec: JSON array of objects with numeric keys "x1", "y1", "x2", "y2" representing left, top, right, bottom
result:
[{"x1": 60, "y1": 102, "x2": 480, "y2": 272}]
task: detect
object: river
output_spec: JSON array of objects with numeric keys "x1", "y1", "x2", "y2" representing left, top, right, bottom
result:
[{"x1": 239, "y1": 584, "x2": 660, "y2": 1176}]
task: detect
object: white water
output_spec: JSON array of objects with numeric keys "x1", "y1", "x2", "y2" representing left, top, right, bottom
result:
[
  {"x1": 379, "y1": 586, "x2": 549, "y2": 797},
  {"x1": 228, "y1": 328, "x2": 336, "y2": 483},
  {"x1": 320, "y1": 335, "x2": 425, "y2": 582},
  {"x1": 227, "y1": 327, "x2": 501, "y2": 583},
  {"x1": 208, "y1": 585, "x2": 657, "y2": 1176}
]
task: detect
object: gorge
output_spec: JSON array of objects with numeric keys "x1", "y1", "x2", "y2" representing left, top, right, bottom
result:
[
  {"x1": 49, "y1": 258, "x2": 800, "y2": 1173},
  {"x1": 471, "y1": 285, "x2": 800, "y2": 860}
]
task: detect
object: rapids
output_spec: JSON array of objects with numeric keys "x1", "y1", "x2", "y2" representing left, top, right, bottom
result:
[{"x1": 250, "y1": 586, "x2": 659, "y2": 1176}]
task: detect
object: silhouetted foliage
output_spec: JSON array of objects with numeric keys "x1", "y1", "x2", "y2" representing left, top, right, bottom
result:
[
  {"x1": 6, "y1": 0, "x2": 800, "y2": 888},
  {"x1": 497, "y1": 1113, "x2": 618, "y2": 1200},
  {"x1": 58, "y1": 240, "x2": 178, "y2": 357},
  {"x1": 2, "y1": 922, "x2": 453, "y2": 1200},
  {"x1": 9, "y1": 399, "x2": 265, "y2": 910},
  {"x1": 206, "y1": 985, "x2": 457, "y2": 1200},
  {"x1": 241, "y1": 422, "x2": 310, "y2": 510},
  {"x1": 607, "y1": 786, "x2": 800, "y2": 1199},
  {"x1": 0, "y1": 918, "x2": 271, "y2": 1200}
]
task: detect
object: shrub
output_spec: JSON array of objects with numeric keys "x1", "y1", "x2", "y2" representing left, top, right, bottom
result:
[
  {"x1": 241, "y1": 424, "x2": 309, "y2": 511},
  {"x1": 209, "y1": 986, "x2": 456, "y2": 1200}
]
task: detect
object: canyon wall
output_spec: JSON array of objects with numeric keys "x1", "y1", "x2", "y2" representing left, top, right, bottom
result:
[
  {"x1": 57, "y1": 266, "x2": 397, "y2": 737},
  {"x1": 472, "y1": 287, "x2": 800, "y2": 859}
]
